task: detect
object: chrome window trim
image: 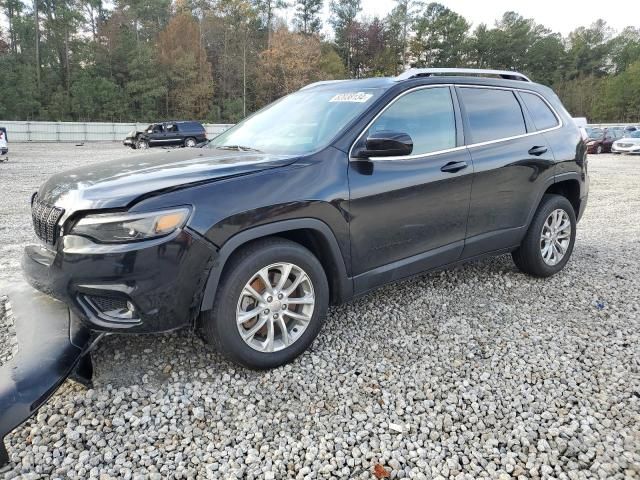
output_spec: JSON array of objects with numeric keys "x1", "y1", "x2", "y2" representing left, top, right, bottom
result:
[{"x1": 348, "y1": 84, "x2": 563, "y2": 162}]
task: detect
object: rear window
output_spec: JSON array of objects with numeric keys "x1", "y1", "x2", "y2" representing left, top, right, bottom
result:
[
  {"x1": 180, "y1": 122, "x2": 204, "y2": 132},
  {"x1": 520, "y1": 92, "x2": 559, "y2": 131},
  {"x1": 458, "y1": 88, "x2": 526, "y2": 144}
]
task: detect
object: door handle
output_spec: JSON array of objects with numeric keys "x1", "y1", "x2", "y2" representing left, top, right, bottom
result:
[
  {"x1": 440, "y1": 160, "x2": 468, "y2": 173},
  {"x1": 528, "y1": 146, "x2": 548, "y2": 156}
]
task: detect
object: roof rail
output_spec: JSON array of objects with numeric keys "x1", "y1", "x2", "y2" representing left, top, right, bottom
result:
[
  {"x1": 300, "y1": 80, "x2": 348, "y2": 90},
  {"x1": 395, "y1": 68, "x2": 531, "y2": 83}
]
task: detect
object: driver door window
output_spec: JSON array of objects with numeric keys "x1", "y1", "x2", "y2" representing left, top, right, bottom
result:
[{"x1": 366, "y1": 87, "x2": 456, "y2": 157}]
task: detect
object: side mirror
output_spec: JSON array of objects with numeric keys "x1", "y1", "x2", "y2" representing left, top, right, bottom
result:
[{"x1": 354, "y1": 130, "x2": 413, "y2": 159}]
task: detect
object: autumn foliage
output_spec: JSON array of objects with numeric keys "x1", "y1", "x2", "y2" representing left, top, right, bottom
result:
[
  {"x1": 157, "y1": 14, "x2": 214, "y2": 119},
  {"x1": 256, "y1": 28, "x2": 340, "y2": 105}
]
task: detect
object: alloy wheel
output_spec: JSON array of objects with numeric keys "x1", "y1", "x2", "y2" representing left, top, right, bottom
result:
[
  {"x1": 236, "y1": 262, "x2": 315, "y2": 353},
  {"x1": 540, "y1": 208, "x2": 571, "y2": 266}
]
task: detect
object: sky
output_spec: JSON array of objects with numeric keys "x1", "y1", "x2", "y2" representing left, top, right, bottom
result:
[{"x1": 307, "y1": 0, "x2": 640, "y2": 37}]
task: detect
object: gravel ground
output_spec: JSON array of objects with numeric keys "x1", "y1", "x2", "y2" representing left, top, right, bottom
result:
[{"x1": 0, "y1": 144, "x2": 639, "y2": 479}]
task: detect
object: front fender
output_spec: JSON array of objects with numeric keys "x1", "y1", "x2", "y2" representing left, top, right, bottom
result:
[{"x1": 199, "y1": 218, "x2": 353, "y2": 311}]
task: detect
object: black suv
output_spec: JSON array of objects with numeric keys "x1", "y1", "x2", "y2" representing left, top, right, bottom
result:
[
  {"x1": 123, "y1": 120, "x2": 207, "y2": 149},
  {"x1": 1, "y1": 69, "x2": 590, "y2": 461},
  {"x1": 26, "y1": 68, "x2": 589, "y2": 368}
]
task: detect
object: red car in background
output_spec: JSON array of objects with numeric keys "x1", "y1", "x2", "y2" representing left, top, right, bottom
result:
[{"x1": 585, "y1": 127, "x2": 624, "y2": 154}]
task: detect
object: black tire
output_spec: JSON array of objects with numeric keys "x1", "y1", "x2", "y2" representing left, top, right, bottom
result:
[
  {"x1": 200, "y1": 238, "x2": 329, "y2": 369},
  {"x1": 512, "y1": 194, "x2": 577, "y2": 278},
  {"x1": 184, "y1": 137, "x2": 197, "y2": 147},
  {"x1": 136, "y1": 137, "x2": 149, "y2": 149},
  {"x1": 596, "y1": 144, "x2": 603, "y2": 154}
]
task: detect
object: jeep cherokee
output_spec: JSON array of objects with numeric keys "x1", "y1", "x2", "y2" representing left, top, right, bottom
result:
[{"x1": 0, "y1": 68, "x2": 589, "y2": 464}]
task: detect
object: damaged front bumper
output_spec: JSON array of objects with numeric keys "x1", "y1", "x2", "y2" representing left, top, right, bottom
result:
[{"x1": 0, "y1": 281, "x2": 96, "y2": 469}]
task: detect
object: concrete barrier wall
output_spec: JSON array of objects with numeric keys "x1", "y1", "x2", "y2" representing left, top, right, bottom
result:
[
  {"x1": 1, "y1": 120, "x2": 637, "y2": 143},
  {"x1": 0, "y1": 121, "x2": 234, "y2": 142}
]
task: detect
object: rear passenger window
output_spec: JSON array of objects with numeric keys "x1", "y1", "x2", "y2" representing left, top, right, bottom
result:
[
  {"x1": 367, "y1": 87, "x2": 456, "y2": 156},
  {"x1": 458, "y1": 88, "x2": 526, "y2": 144},
  {"x1": 520, "y1": 92, "x2": 559, "y2": 131}
]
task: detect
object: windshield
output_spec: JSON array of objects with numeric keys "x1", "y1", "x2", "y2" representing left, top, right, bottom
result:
[
  {"x1": 209, "y1": 87, "x2": 385, "y2": 155},
  {"x1": 629, "y1": 131, "x2": 640, "y2": 138},
  {"x1": 585, "y1": 127, "x2": 603, "y2": 139}
]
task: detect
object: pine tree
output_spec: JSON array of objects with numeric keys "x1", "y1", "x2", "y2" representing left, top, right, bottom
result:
[{"x1": 293, "y1": 0, "x2": 322, "y2": 35}]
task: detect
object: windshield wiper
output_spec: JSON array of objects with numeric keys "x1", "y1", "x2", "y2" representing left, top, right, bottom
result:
[{"x1": 216, "y1": 145, "x2": 263, "y2": 153}]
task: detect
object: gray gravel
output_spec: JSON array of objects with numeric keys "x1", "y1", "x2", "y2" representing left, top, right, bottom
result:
[
  {"x1": 0, "y1": 296, "x2": 17, "y2": 366},
  {"x1": 1, "y1": 144, "x2": 639, "y2": 479}
]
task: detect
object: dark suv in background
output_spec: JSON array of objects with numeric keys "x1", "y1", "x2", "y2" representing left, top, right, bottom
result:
[
  {"x1": 1, "y1": 69, "x2": 589, "y2": 464},
  {"x1": 123, "y1": 120, "x2": 207, "y2": 149}
]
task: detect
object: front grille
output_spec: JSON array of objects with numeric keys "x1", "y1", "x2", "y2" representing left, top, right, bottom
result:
[
  {"x1": 31, "y1": 194, "x2": 64, "y2": 245},
  {"x1": 618, "y1": 143, "x2": 632, "y2": 148}
]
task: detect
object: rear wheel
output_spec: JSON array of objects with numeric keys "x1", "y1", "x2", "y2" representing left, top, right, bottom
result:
[
  {"x1": 184, "y1": 137, "x2": 197, "y2": 147},
  {"x1": 512, "y1": 194, "x2": 576, "y2": 277},
  {"x1": 200, "y1": 238, "x2": 329, "y2": 369},
  {"x1": 596, "y1": 144, "x2": 603, "y2": 154}
]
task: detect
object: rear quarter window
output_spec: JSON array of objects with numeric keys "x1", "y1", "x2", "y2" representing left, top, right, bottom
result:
[
  {"x1": 520, "y1": 91, "x2": 560, "y2": 131},
  {"x1": 458, "y1": 88, "x2": 526, "y2": 144}
]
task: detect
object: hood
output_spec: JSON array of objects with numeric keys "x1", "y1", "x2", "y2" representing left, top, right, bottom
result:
[{"x1": 38, "y1": 148, "x2": 296, "y2": 211}]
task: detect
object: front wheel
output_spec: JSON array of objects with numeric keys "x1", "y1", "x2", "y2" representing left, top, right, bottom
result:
[
  {"x1": 596, "y1": 144, "x2": 603, "y2": 154},
  {"x1": 512, "y1": 194, "x2": 577, "y2": 277},
  {"x1": 184, "y1": 137, "x2": 197, "y2": 147},
  {"x1": 136, "y1": 137, "x2": 149, "y2": 149},
  {"x1": 200, "y1": 238, "x2": 329, "y2": 369}
]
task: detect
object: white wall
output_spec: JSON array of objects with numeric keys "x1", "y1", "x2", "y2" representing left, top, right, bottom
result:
[{"x1": 0, "y1": 121, "x2": 234, "y2": 142}]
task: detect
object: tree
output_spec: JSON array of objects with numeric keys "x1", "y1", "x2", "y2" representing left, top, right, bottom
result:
[
  {"x1": 410, "y1": 2, "x2": 469, "y2": 67},
  {"x1": 385, "y1": 0, "x2": 416, "y2": 72},
  {"x1": 293, "y1": 0, "x2": 322, "y2": 35},
  {"x1": 351, "y1": 17, "x2": 396, "y2": 77},
  {"x1": 157, "y1": 14, "x2": 214, "y2": 119},
  {"x1": 609, "y1": 27, "x2": 640, "y2": 74},
  {"x1": 565, "y1": 19, "x2": 613, "y2": 78},
  {"x1": 256, "y1": 27, "x2": 332, "y2": 105},
  {"x1": 252, "y1": 0, "x2": 286, "y2": 47},
  {"x1": 329, "y1": 0, "x2": 360, "y2": 76}
]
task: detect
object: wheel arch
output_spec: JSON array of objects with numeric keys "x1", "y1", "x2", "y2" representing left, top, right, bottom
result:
[
  {"x1": 544, "y1": 177, "x2": 581, "y2": 217},
  {"x1": 199, "y1": 219, "x2": 353, "y2": 313},
  {"x1": 524, "y1": 173, "x2": 583, "y2": 229}
]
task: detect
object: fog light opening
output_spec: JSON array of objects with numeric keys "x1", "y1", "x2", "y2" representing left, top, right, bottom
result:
[{"x1": 83, "y1": 294, "x2": 140, "y2": 323}]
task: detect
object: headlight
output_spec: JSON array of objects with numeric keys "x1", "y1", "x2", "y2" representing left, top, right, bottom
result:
[
  {"x1": 70, "y1": 208, "x2": 190, "y2": 243},
  {"x1": 586, "y1": 141, "x2": 596, "y2": 145}
]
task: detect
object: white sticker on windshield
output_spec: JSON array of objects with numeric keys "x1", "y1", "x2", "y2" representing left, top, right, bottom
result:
[{"x1": 329, "y1": 92, "x2": 373, "y2": 103}]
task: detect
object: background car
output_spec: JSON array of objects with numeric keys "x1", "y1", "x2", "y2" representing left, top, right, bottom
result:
[
  {"x1": 612, "y1": 130, "x2": 640, "y2": 154},
  {"x1": 123, "y1": 121, "x2": 207, "y2": 149},
  {"x1": 0, "y1": 127, "x2": 8, "y2": 162},
  {"x1": 585, "y1": 127, "x2": 622, "y2": 154}
]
